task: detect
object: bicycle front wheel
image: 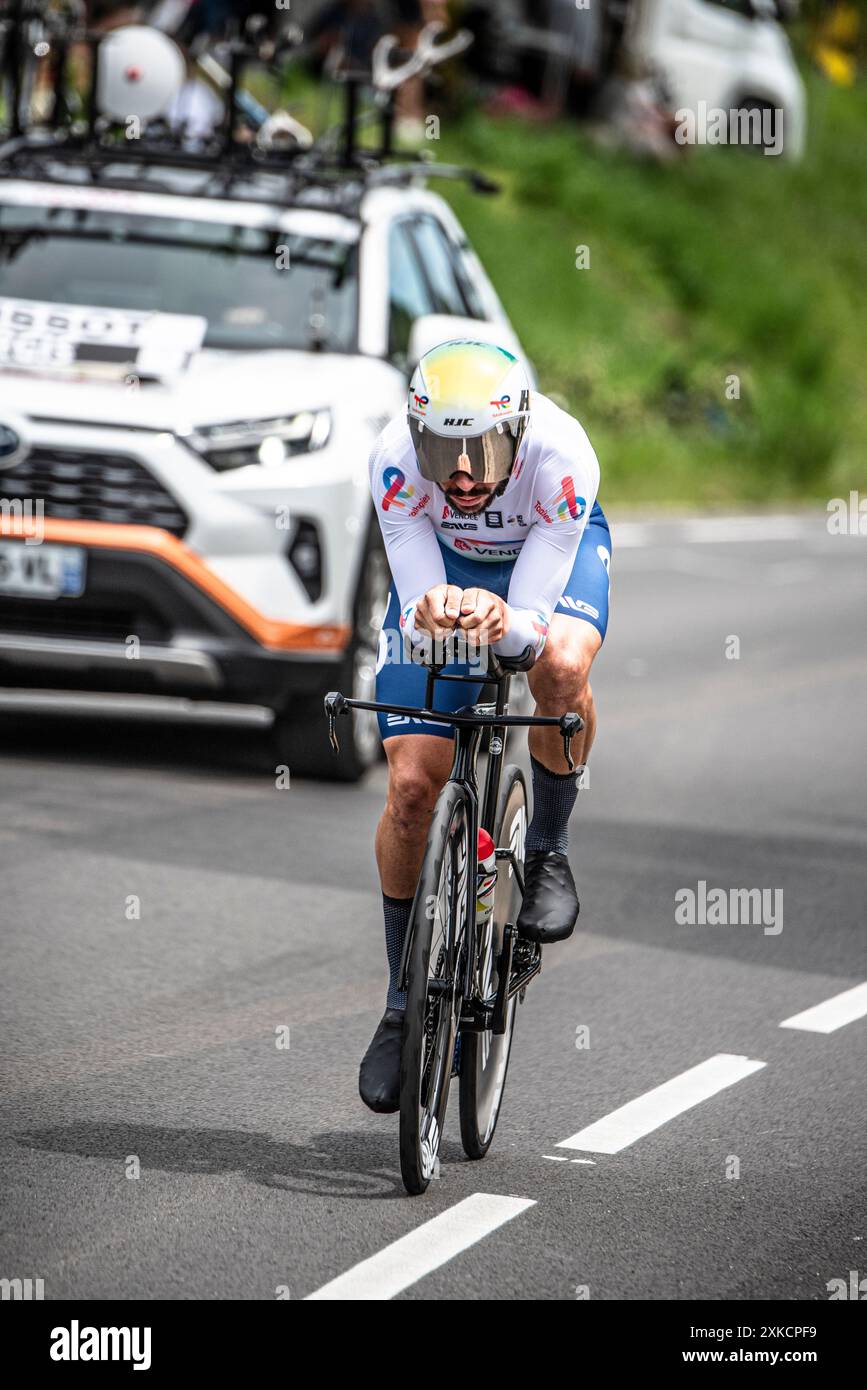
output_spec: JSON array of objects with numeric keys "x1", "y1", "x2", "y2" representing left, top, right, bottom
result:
[
  {"x1": 400, "y1": 782, "x2": 471, "y2": 1196},
  {"x1": 459, "y1": 764, "x2": 527, "y2": 1159}
]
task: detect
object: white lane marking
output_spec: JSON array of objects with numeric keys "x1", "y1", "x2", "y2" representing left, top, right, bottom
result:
[
  {"x1": 556, "y1": 1054, "x2": 767, "y2": 1154},
  {"x1": 542, "y1": 1154, "x2": 569, "y2": 1162},
  {"x1": 304, "y1": 1193, "x2": 535, "y2": 1301},
  {"x1": 683, "y1": 517, "x2": 811, "y2": 544},
  {"x1": 612, "y1": 524, "x2": 654, "y2": 549},
  {"x1": 780, "y1": 981, "x2": 867, "y2": 1034},
  {"x1": 613, "y1": 515, "x2": 815, "y2": 549}
]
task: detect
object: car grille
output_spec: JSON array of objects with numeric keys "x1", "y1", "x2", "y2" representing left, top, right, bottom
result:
[
  {"x1": 1, "y1": 446, "x2": 189, "y2": 537},
  {"x1": 0, "y1": 597, "x2": 170, "y2": 643}
]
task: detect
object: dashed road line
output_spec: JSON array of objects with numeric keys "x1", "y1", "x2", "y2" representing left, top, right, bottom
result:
[
  {"x1": 780, "y1": 981, "x2": 867, "y2": 1034},
  {"x1": 555, "y1": 1054, "x2": 767, "y2": 1155},
  {"x1": 304, "y1": 1193, "x2": 535, "y2": 1301}
]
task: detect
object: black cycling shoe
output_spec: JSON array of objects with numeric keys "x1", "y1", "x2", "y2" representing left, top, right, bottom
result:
[
  {"x1": 516, "y1": 850, "x2": 579, "y2": 943},
  {"x1": 359, "y1": 1008, "x2": 404, "y2": 1113}
]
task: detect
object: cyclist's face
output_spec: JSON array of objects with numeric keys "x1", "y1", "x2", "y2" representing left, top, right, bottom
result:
[{"x1": 443, "y1": 472, "x2": 495, "y2": 514}]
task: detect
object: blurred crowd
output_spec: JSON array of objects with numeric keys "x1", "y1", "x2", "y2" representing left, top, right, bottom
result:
[{"x1": 5, "y1": 0, "x2": 863, "y2": 157}]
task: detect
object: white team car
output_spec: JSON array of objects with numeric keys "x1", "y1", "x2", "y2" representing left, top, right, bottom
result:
[{"x1": 0, "y1": 156, "x2": 530, "y2": 778}]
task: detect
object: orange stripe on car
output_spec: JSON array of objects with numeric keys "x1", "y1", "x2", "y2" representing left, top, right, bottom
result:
[{"x1": 0, "y1": 518, "x2": 350, "y2": 653}]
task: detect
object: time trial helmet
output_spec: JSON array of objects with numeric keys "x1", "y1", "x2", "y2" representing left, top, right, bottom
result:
[{"x1": 407, "y1": 339, "x2": 531, "y2": 488}]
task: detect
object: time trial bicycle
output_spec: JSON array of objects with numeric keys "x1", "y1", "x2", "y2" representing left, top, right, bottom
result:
[{"x1": 325, "y1": 646, "x2": 582, "y2": 1195}]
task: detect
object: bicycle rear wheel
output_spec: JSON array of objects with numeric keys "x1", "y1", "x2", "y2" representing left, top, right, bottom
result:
[
  {"x1": 459, "y1": 765, "x2": 527, "y2": 1159},
  {"x1": 400, "y1": 782, "x2": 470, "y2": 1196}
]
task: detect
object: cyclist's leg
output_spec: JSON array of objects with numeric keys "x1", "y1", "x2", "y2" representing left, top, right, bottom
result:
[
  {"x1": 527, "y1": 509, "x2": 612, "y2": 777},
  {"x1": 516, "y1": 510, "x2": 612, "y2": 943},
  {"x1": 376, "y1": 737, "x2": 455, "y2": 899},
  {"x1": 373, "y1": 577, "x2": 485, "y2": 899}
]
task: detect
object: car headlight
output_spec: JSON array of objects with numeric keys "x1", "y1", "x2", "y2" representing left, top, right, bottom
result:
[{"x1": 186, "y1": 409, "x2": 332, "y2": 471}]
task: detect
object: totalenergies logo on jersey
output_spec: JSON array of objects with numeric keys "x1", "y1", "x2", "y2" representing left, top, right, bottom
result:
[
  {"x1": 555, "y1": 476, "x2": 586, "y2": 522},
  {"x1": 382, "y1": 466, "x2": 415, "y2": 511},
  {"x1": 409, "y1": 492, "x2": 430, "y2": 518}
]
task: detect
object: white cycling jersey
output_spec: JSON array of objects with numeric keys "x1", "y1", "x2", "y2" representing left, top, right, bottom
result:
[{"x1": 368, "y1": 391, "x2": 600, "y2": 657}]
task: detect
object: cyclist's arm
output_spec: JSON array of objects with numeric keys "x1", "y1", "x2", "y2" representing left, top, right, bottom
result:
[
  {"x1": 497, "y1": 440, "x2": 600, "y2": 658},
  {"x1": 369, "y1": 435, "x2": 446, "y2": 643}
]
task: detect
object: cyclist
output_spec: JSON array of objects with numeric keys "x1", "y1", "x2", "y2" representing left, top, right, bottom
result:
[{"x1": 360, "y1": 339, "x2": 610, "y2": 1112}]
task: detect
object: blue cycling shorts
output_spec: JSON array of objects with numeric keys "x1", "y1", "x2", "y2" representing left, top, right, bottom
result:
[{"x1": 375, "y1": 505, "x2": 612, "y2": 742}]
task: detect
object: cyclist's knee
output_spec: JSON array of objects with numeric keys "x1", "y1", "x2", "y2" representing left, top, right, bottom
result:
[
  {"x1": 531, "y1": 620, "x2": 600, "y2": 709},
  {"x1": 385, "y1": 738, "x2": 451, "y2": 825}
]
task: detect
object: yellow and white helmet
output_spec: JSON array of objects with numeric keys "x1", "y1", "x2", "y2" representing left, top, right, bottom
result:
[{"x1": 407, "y1": 339, "x2": 531, "y2": 487}]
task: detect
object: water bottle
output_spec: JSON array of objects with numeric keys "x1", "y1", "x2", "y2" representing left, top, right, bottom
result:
[{"x1": 476, "y1": 828, "x2": 498, "y2": 927}]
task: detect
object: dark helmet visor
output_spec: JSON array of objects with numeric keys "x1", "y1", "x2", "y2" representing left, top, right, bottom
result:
[{"x1": 409, "y1": 418, "x2": 525, "y2": 487}]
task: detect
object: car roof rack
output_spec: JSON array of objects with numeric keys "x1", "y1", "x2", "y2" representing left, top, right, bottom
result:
[{"x1": 0, "y1": 2, "x2": 500, "y2": 217}]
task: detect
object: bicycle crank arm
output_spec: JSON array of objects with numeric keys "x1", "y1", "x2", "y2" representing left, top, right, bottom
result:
[
  {"x1": 508, "y1": 937, "x2": 543, "y2": 1000},
  {"x1": 495, "y1": 846, "x2": 524, "y2": 897},
  {"x1": 491, "y1": 925, "x2": 515, "y2": 1035}
]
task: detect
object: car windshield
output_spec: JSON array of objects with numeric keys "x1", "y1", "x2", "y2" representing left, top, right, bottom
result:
[{"x1": 0, "y1": 204, "x2": 359, "y2": 353}]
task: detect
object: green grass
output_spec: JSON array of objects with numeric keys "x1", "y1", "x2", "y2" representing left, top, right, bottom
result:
[{"x1": 280, "y1": 68, "x2": 867, "y2": 505}]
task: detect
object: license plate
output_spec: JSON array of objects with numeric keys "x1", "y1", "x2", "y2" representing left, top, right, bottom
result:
[{"x1": 0, "y1": 542, "x2": 86, "y2": 598}]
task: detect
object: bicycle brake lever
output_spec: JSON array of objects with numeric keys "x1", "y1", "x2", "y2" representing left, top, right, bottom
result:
[
  {"x1": 324, "y1": 691, "x2": 347, "y2": 754},
  {"x1": 562, "y1": 732, "x2": 574, "y2": 772},
  {"x1": 559, "y1": 712, "x2": 584, "y2": 772}
]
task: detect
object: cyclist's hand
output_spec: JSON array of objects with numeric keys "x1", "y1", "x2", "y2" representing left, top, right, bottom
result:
[
  {"x1": 457, "y1": 588, "x2": 510, "y2": 645},
  {"x1": 415, "y1": 584, "x2": 464, "y2": 639}
]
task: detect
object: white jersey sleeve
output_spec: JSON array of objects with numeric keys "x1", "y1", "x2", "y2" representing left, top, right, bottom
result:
[
  {"x1": 368, "y1": 425, "x2": 444, "y2": 645},
  {"x1": 498, "y1": 413, "x2": 600, "y2": 658}
]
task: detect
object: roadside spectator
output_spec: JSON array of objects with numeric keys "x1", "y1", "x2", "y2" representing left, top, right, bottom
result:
[
  {"x1": 306, "y1": 0, "x2": 390, "y2": 71},
  {"x1": 390, "y1": 0, "x2": 448, "y2": 143}
]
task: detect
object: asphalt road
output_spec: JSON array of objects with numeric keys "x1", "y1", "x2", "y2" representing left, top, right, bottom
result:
[{"x1": 1, "y1": 512, "x2": 865, "y2": 1301}]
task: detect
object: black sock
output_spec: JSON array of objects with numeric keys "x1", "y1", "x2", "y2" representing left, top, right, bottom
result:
[
  {"x1": 383, "y1": 893, "x2": 413, "y2": 1011},
  {"x1": 525, "y1": 755, "x2": 580, "y2": 855}
]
